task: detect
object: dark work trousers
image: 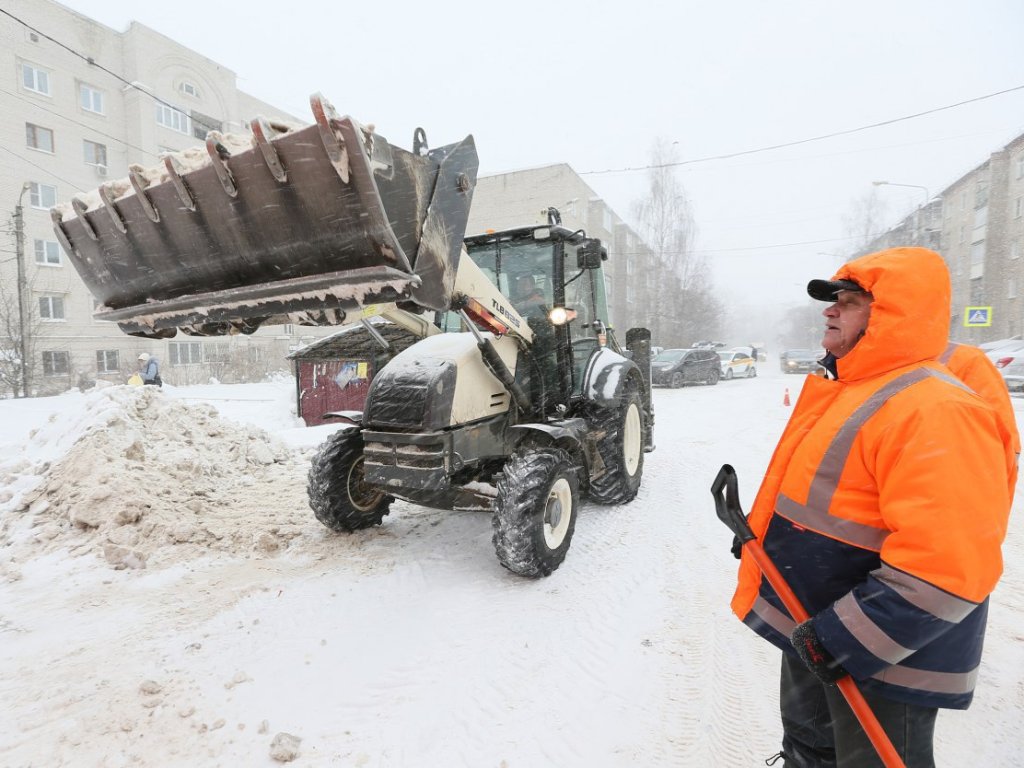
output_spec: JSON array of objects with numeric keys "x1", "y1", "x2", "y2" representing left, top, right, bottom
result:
[{"x1": 780, "y1": 652, "x2": 938, "y2": 768}]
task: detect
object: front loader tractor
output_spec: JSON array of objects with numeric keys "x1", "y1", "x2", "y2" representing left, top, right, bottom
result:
[{"x1": 53, "y1": 93, "x2": 654, "y2": 576}]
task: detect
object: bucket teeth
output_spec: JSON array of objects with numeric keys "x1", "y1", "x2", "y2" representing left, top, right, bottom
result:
[
  {"x1": 164, "y1": 156, "x2": 196, "y2": 211},
  {"x1": 129, "y1": 167, "x2": 160, "y2": 222},
  {"x1": 98, "y1": 185, "x2": 127, "y2": 234},
  {"x1": 205, "y1": 134, "x2": 238, "y2": 197},
  {"x1": 252, "y1": 117, "x2": 287, "y2": 182},
  {"x1": 71, "y1": 198, "x2": 98, "y2": 240}
]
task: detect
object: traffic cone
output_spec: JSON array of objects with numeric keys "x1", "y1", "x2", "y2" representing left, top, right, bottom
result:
[{"x1": 783, "y1": 388, "x2": 791, "y2": 406}]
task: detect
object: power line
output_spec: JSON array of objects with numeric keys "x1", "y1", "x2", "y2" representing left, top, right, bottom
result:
[
  {"x1": 0, "y1": 144, "x2": 84, "y2": 192},
  {"x1": 0, "y1": 7, "x2": 221, "y2": 134},
  {"x1": 0, "y1": 85, "x2": 161, "y2": 163},
  {"x1": 580, "y1": 84, "x2": 1024, "y2": 176}
]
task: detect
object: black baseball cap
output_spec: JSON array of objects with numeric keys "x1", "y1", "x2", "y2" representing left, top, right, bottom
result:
[{"x1": 807, "y1": 278, "x2": 864, "y2": 302}]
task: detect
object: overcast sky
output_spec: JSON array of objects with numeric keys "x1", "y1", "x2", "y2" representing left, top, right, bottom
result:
[{"x1": 53, "y1": 0, "x2": 1024, "y2": 317}]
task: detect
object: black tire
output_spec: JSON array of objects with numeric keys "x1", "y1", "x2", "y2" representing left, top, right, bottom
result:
[
  {"x1": 670, "y1": 372, "x2": 684, "y2": 388},
  {"x1": 307, "y1": 429, "x2": 393, "y2": 532},
  {"x1": 587, "y1": 381, "x2": 646, "y2": 504},
  {"x1": 749, "y1": 366, "x2": 757, "y2": 378},
  {"x1": 493, "y1": 448, "x2": 580, "y2": 577},
  {"x1": 707, "y1": 367, "x2": 720, "y2": 386},
  {"x1": 724, "y1": 369, "x2": 733, "y2": 381}
]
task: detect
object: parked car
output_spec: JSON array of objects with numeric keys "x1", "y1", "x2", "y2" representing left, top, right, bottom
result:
[
  {"x1": 651, "y1": 348, "x2": 720, "y2": 387},
  {"x1": 780, "y1": 349, "x2": 825, "y2": 374},
  {"x1": 717, "y1": 349, "x2": 757, "y2": 380},
  {"x1": 986, "y1": 340, "x2": 1024, "y2": 391}
]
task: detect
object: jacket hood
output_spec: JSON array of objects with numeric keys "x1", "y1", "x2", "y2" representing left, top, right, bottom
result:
[{"x1": 829, "y1": 247, "x2": 950, "y2": 381}]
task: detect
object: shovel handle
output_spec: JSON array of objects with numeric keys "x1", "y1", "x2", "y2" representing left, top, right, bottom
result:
[{"x1": 711, "y1": 464, "x2": 907, "y2": 768}]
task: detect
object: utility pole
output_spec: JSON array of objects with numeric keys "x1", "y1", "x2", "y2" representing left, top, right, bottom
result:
[{"x1": 14, "y1": 182, "x2": 31, "y2": 398}]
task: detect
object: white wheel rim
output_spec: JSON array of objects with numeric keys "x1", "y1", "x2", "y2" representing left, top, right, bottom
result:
[
  {"x1": 346, "y1": 457, "x2": 380, "y2": 512},
  {"x1": 622, "y1": 402, "x2": 642, "y2": 477},
  {"x1": 543, "y1": 478, "x2": 573, "y2": 549}
]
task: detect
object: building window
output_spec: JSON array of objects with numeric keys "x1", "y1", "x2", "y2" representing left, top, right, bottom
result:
[
  {"x1": 42, "y1": 351, "x2": 70, "y2": 377},
  {"x1": 1012, "y1": 238, "x2": 1022, "y2": 260},
  {"x1": 83, "y1": 140, "x2": 107, "y2": 166},
  {"x1": 976, "y1": 183, "x2": 990, "y2": 209},
  {"x1": 283, "y1": 324, "x2": 295, "y2": 335},
  {"x1": 22, "y1": 63, "x2": 50, "y2": 95},
  {"x1": 970, "y1": 278, "x2": 985, "y2": 304},
  {"x1": 179, "y1": 81, "x2": 199, "y2": 98},
  {"x1": 34, "y1": 239, "x2": 61, "y2": 266},
  {"x1": 29, "y1": 182, "x2": 57, "y2": 209},
  {"x1": 203, "y1": 342, "x2": 231, "y2": 363},
  {"x1": 26, "y1": 123, "x2": 54, "y2": 152},
  {"x1": 1017, "y1": 158, "x2": 1024, "y2": 180},
  {"x1": 156, "y1": 103, "x2": 190, "y2": 134},
  {"x1": 39, "y1": 295, "x2": 66, "y2": 321},
  {"x1": 169, "y1": 341, "x2": 203, "y2": 365},
  {"x1": 1016, "y1": 197, "x2": 1023, "y2": 219},
  {"x1": 1009, "y1": 279, "x2": 1018, "y2": 300},
  {"x1": 626, "y1": 258, "x2": 634, "y2": 276},
  {"x1": 603, "y1": 207, "x2": 613, "y2": 232},
  {"x1": 80, "y1": 84, "x2": 104, "y2": 114},
  {"x1": 961, "y1": 192, "x2": 967, "y2": 211},
  {"x1": 958, "y1": 226, "x2": 965, "y2": 244},
  {"x1": 974, "y1": 206, "x2": 987, "y2": 229},
  {"x1": 96, "y1": 349, "x2": 120, "y2": 373}
]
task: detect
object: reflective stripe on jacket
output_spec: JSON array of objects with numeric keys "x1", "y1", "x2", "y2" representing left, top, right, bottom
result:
[{"x1": 731, "y1": 248, "x2": 1015, "y2": 710}]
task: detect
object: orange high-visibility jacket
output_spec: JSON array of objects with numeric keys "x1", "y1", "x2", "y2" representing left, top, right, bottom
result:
[
  {"x1": 940, "y1": 341, "x2": 1021, "y2": 471},
  {"x1": 732, "y1": 247, "x2": 1015, "y2": 710}
]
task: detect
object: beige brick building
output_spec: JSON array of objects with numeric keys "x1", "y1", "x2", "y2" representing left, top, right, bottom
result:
[
  {"x1": 1, "y1": 3, "x2": 645, "y2": 397},
  {"x1": 1, "y1": 0, "x2": 307, "y2": 395}
]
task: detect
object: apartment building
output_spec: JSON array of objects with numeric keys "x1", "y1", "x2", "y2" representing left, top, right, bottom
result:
[
  {"x1": 937, "y1": 132, "x2": 1024, "y2": 342},
  {"x1": 859, "y1": 130, "x2": 1024, "y2": 344},
  {"x1": 1, "y1": 0, "x2": 310, "y2": 395}
]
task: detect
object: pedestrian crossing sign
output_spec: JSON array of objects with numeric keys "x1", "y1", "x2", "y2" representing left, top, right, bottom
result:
[{"x1": 964, "y1": 307, "x2": 992, "y2": 327}]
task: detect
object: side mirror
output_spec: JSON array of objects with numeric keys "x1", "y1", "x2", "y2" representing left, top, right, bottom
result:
[{"x1": 578, "y1": 239, "x2": 606, "y2": 270}]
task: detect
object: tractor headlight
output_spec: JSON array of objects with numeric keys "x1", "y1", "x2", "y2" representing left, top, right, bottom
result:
[{"x1": 548, "y1": 307, "x2": 577, "y2": 326}]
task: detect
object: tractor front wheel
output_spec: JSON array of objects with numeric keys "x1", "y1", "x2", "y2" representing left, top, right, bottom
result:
[
  {"x1": 493, "y1": 448, "x2": 580, "y2": 577},
  {"x1": 308, "y1": 429, "x2": 393, "y2": 531}
]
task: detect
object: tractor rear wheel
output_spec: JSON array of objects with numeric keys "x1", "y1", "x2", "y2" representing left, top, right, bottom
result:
[
  {"x1": 493, "y1": 448, "x2": 579, "y2": 577},
  {"x1": 308, "y1": 429, "x2": 393, "y2": 531},
  {"x1": 587, "y1": 382, "x2": 646, "y2": 504}
]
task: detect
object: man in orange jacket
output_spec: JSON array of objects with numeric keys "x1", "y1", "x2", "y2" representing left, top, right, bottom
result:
[{"x1": 732, "y1": 247, "x2": 1015, "y2": 767}]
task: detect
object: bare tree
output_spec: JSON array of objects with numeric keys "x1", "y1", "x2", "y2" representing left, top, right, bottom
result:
[
  {"x1": 0, "y1": 270, "x2": 42, "y2": 398},
  {"x1": 631, "y1": 139, "x2": 721, "y2": 347},
  {"x1": 842, "y1": 188, "x2": 889, "y2": 256}
]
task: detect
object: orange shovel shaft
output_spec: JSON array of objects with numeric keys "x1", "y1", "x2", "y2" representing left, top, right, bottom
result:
[{"x1": 744, "y1": 540, "x2": 907, "y2": 768}]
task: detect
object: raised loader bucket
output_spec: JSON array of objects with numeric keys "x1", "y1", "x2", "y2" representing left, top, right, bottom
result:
[{"x1": 52, "y1": 93, "x2": 478, "y2": 337}]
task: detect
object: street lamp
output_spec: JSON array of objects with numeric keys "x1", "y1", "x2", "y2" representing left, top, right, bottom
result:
[
  {"x1": 871, "y1": 180, "x2": 930, "y2": 208},
  {"x1": 14, "y1": 182, "x2": 31, "y2": 398}
]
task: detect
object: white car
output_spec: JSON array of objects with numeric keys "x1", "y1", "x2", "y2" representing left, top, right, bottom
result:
[
  {"x1": 717, "y1": 349, "x2": 757, "y2": 380},
  {"x1": 986, "y1": 340, "x2": 1024, "y2": 391}
]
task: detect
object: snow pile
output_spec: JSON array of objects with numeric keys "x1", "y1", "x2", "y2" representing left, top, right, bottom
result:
[{"x1": 0, "y1": 384, "x2": 313, "y2": 572}]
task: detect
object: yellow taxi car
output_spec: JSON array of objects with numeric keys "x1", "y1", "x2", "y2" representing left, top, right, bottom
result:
[{"x1": 717, "y1": 349, "x2": 757, "y2": 380}]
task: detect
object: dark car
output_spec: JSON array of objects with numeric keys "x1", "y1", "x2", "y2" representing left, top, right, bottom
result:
[
  {"x1": 652, "y1": 348, "x2": 720, "y2": 387},
  {"x1": 780, "y1": 349, "x2": 825, "y2": 375}
]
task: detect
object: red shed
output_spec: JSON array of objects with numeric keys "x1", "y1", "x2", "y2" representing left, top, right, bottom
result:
[{"x1": 288, "y1": 319, "x2": 420, "y2": 427}]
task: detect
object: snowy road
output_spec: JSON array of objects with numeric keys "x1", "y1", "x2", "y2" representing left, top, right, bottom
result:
[{"x1": 1, "y1": 367, "x2": 1022, "y2": 767}]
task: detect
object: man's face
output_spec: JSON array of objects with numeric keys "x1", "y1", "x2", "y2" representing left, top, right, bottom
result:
[{"x1": 821, "y1": 290, "x2": 874, "y2": 358}]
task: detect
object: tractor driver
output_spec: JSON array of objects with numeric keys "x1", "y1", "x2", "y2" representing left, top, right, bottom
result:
[
  {"x1": 512, "y1": 274, "x2": 558, "y2": 407},
  {"x1": 513, "y1": 274, "x2": 547, "y2": 319}
]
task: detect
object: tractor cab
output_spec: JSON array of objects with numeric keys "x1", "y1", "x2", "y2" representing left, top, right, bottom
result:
[{"x1": 454, "y1": 225, "x2": 611, "y2": 406}]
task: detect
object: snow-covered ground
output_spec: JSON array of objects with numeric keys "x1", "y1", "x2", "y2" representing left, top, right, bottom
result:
[{"x1": 1, "y1": 367, "x2": 1022, "y2": 767}]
